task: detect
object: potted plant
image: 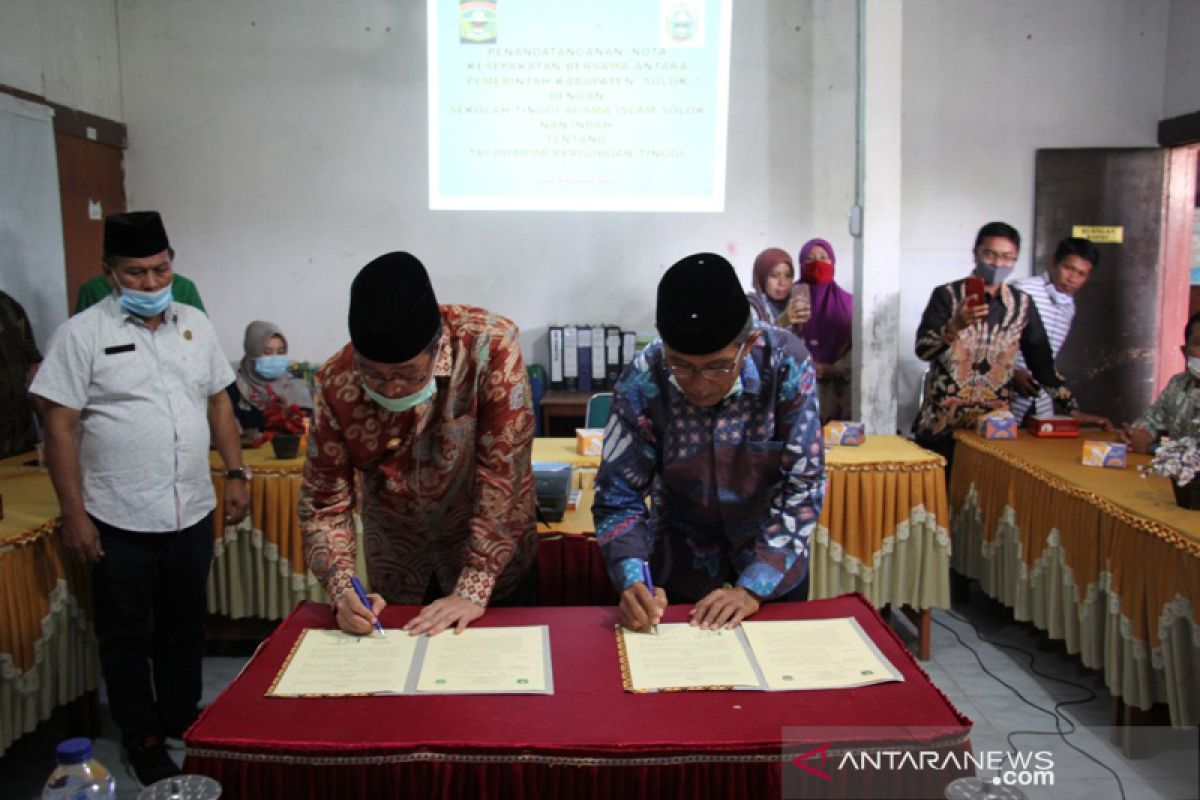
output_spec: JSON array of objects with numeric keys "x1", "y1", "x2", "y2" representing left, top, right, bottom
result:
[
  {"x1": 261, "y1": 386, "x2": 307, "y2": 460},
  {"x1": 1139, "y1": 436, "x2": 1200, "y2": 510}
]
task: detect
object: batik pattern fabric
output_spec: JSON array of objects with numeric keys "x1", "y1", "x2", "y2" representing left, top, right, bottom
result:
[
  {"x1": 593, "y1": 325, "x2": 824, "y2": 602},
  {"x1": 913, "y1": 279, "x2": 1077, "y2": 440},
  {"x1": 300, "y1": 305, "x2": 537, "y2": 608},
  {"x1": 1134, "y1": 371, "x2": 1200, "y2": 442}
]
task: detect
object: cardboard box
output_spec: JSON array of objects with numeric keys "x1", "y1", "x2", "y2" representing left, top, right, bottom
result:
[
  {"x1": 1081, "y1": 440, "x2": 1127, "y2": 469},
  {"x1": 576, "y1": 428, "x2": 604, "y2": 457},
  {"x1": 978, "y1": 410, "x2": 1018, "y2": 440},
  {"x1": 823, "y1": 421, "x2": 865, "y2": 447},
  {"x1": 1028, "y1": 415, "x2": 1080, "y2": 438}
]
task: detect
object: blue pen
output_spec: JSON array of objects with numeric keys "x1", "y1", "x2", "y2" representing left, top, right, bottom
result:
[
  {"x1": 641, "y1": 560, "x2": 659, "y2": 635},
  {"x1": 349, "y1": 575, "x2": 385, "y2": 637}
]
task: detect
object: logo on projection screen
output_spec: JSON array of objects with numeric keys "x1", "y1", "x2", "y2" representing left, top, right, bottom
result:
[{"x1": 459, "y1": 1, "x2": 498, "y2": 44}]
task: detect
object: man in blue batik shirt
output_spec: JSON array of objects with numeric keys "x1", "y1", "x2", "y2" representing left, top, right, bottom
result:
[{"x1": 594, "y1": 253, "x2": 825, "y2": 633}]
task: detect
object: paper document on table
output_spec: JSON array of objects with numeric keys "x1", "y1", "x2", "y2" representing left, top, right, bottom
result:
[
  {"x1": 740, "y1": 618, "x2": 903, "y2": 690},
  {"x1": 267, "y1": 629, "x2": 418, "y2": 697},
  {"x1": 414, "y1": 626, "x2": 553, "y2": 694},
  {"x1": 617, "y1": 624, "x2": 763, "y2": 691}
]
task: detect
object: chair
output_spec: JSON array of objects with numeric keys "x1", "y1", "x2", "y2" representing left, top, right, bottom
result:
[{"x1": 585, "y1": 392, "x2": 613, "y2": 428}]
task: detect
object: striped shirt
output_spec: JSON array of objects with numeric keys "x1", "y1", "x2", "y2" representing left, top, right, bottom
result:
[{"x1": 1010, "y1": 275, "x2": 1075, "y2": 420}]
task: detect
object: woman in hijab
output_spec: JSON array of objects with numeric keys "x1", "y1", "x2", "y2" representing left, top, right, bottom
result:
[
  {"x1": 797, "y1": 238, "x2": 853, "y2": 422},
  {"x1": 746, "y1": 247, "x2": 811, "y2": 331},
  {"x1": 227, "y1": 320, "x2": 313, "y2": 432}
]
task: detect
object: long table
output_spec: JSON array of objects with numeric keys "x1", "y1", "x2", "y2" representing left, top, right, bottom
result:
[
  {"x1": 537, "y1": 435, "x2": 951, "y2": 658},
  {"x1": 182, "y1": 594, "x2": 971, "y2": 799},
  {"x1": 949, "y1": 431, "x2": 1200, "y2": 726},
  {"x1": 0, "y1": 454, "x2": 98, "y2": 758}
]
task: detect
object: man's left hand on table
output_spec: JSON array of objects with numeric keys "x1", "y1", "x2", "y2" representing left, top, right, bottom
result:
[
  {"x1": 690, "y1": 587, "x2": 760, "y2": 630},
  {"x1": 403, "y1": 593, "x2": 484, "y2": 636}
]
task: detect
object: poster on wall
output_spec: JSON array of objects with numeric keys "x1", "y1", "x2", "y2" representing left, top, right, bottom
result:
[{"x1": 427, "y1": 0, "x2": 733, "y2": 212}]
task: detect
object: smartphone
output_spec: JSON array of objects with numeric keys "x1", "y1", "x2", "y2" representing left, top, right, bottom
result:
[
  {"x1": 964, "y1": 276, "x2": 985, "y2": 307},
  {"x1": 790, "y1": 282, "x2": 811, "y2": 310}
]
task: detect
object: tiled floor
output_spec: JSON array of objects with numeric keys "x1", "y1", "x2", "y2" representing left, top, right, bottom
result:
[{"x1": 2, "y1": 587, "x2": 1195, "y2": 799}]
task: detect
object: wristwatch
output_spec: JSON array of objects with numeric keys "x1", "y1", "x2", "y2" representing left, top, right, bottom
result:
[{"x1": 225, "y1": 466, "x2": 252, "y2": 481}]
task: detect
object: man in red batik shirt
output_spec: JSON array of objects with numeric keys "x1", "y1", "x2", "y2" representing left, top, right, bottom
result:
[{"x1": 300, "y1": 252, "x2": 537, "y2": 636}]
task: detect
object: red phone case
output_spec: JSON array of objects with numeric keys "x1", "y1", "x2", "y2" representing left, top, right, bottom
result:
[{"x1": 965, "y1": 277, "x2": 985, "y2": 307}]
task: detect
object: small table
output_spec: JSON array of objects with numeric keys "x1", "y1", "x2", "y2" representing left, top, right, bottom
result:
[
  {"x1": 539, "y1": 390, "x2": 592, "y2": 435},
  {"x1": 183, "y1": 595, "x2": 971, "y2": 799},
  {"x1": 0, "y1": 453, "x2": 98, "y2": 758},
  {"x1": 950, "y1": 430, "x2": 1200, "y2": 726},
  {"x1": 533, "y1": 435, "x2": 950, "y2": 659}
]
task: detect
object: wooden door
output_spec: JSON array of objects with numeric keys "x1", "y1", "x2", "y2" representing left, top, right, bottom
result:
[
  {"x1": 1033, "y1": 148, "x2": 1195, "y2": 426},
  {"x1": 55, "y1": 132, "x2": 125, "y2": 313}
]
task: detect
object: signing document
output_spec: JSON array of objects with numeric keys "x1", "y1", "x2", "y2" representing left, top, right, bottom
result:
[
  {"x1": 617, "y1": 617, "x2": 901, "y2": 692},
  {"x1": 269, "y1": 626, "x2": 553, "y2": 696},
  {"x1": 619, "y1": 624, "x2": 762, "y2": 691},
  {"x1": 268, "y1": 630, "x2": 418, "y2": 697}
]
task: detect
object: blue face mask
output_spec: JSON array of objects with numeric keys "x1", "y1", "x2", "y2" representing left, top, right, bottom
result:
[
  {"x1": 118, "y1": 284, "x2": 173, "y2": 318},
  {"x1": 363, "y1": 378, "x2": 437, "y2": 413},
  {"x1": 254, "y1": 355, "x2": 290, "y2": 381}
]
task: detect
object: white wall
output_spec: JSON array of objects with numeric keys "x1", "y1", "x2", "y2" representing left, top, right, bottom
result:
[
  {"x1": 895, "y1": 0, "x2": 1169, "y2": 431},
  {"x1": 1164, "y1": 0, "x2": 1200, "y2": 118},
  {"x1": 0, "y1": 0, "x2": 122, "y2": 121},
  {"x1": 115, "y1": 0, "x2": 856, "y2": 369}
]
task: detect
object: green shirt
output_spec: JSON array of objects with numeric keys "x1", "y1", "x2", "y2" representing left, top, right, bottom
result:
[
  {"x1": 1135, "y1": 371, "x2": 1200, "y2": 442},
  {"x1": 75, "y1": 273, "x2": 206, "y2": 314}
]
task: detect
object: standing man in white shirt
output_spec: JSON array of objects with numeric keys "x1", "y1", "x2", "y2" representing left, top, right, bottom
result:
[
  {"x1": 1009, "y1": 237, "x2": 1110, "y2": 428},
  {"x1": 31, "y1": 211, "x2": 249, "y2": 786}
]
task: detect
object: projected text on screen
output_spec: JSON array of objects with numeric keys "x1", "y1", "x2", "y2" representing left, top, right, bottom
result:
[{"x1": 428, "y1": 0, "x2": 732, "y2": 212}]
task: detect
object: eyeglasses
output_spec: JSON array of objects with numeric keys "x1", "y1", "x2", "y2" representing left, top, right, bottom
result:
[
  {"x1": 354, "y1": 361, "x2": 433, "y2": 392},
  {"x1": 977, "y1": 248, "x2": 1018, "y2": 265},
  {"x1": 666, "y1": 343, "x2": 746, "y2": 382}
]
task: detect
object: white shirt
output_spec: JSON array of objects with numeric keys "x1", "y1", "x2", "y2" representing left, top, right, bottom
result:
[
  {"x1": 31, "y1": 295, "x2": 234, "y2": 532},
  {"x1": 1010, "y1": 274, "x2": 1075, "y2": 420}
]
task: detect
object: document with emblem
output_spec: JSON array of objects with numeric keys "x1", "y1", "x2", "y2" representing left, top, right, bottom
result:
[
  {"x1": 268, "y1": 625, "x2": 553, "y2": 697},
  {"x1": 413, "y1": 626, "x2": 553, "y2": 694},
  {"x1": 616, "y1": 617, "x2": 902, "y2": 692},
  {"x1": 740, "y1": 618, "x2": 903, "y2": 690}
]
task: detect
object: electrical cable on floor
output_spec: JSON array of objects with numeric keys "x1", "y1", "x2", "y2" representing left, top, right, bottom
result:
[{"x1": 932, "y1": 609, "x2": 1126, "y2": 800}]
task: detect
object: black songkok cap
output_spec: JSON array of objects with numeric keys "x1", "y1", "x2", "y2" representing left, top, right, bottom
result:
[
  {"x1": 656, "y1": 252, "x2": 750, "y2": 355},
  {"x1": 348, "y1": 252, "x2": 441, "y2": 364},
  {"x1": 104, "y1": 211, "x2": 170, "y2": 259}
]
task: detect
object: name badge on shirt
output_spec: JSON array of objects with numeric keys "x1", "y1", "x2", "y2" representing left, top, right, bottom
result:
[{"x1": 103, "y1": 343, "x2": 136, "y2": 355}]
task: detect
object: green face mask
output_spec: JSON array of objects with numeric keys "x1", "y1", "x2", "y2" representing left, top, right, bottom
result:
[{"x1": 362, "y1": 378, "x2": 437, "y2": 413}]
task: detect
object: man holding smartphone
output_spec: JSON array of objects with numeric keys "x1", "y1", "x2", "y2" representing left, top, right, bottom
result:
[{"x1": 911, "y1": 222, "x2": 1101, "y2": 469}]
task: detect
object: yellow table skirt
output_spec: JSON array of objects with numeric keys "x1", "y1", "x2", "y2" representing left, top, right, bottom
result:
[
  {"x1": 209, "y1": 445, "x2": 326, "y2": 618},
  {"x1": 539, "y1": 435, "x2": 951, "y2": 611},
  {"x1": 0, "y1": 455, "x2": 98, "y2": 758},
  {"x1": 949, "y1": 431, "x2": 1200, "y2": 725}
]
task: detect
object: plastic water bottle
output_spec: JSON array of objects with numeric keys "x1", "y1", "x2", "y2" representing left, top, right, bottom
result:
[{"x1": 42, "y1": 737, "x2": 116, "y2": 799}]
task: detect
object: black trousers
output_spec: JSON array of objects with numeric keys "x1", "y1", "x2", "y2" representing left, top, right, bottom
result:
[
  {"x1": 91, "y1": 512, "x2": 213, "y2": 746},
  {"x1": 914, "y1": 432, "x2": 957, "y2": 484}
]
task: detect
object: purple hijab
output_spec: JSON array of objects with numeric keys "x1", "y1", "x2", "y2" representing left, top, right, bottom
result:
[{"x1": 798, "y1": 238, "x2": 853, "y2": 364}]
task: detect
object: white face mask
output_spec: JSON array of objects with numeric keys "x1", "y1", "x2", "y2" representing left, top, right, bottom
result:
[
  {"x1": 1188, "y1": 356, "x2": 1200, "y2": 380},
  {"x1": 668, "y1": 374, "x2": 744, "y2": 401}
]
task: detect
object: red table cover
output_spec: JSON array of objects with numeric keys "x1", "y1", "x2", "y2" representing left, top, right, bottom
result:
[{"x1": 184, "y1": 595, "x2": 970, "y2": 799}]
